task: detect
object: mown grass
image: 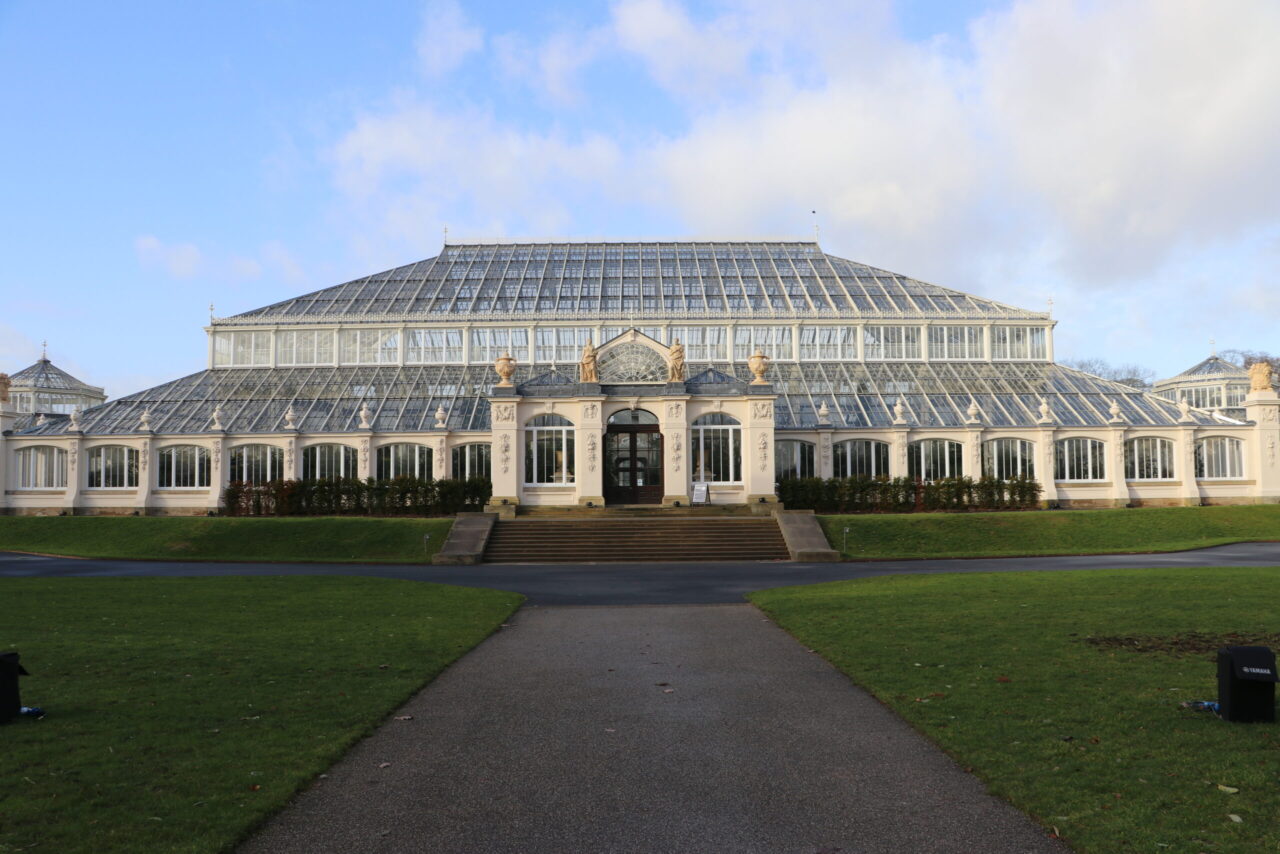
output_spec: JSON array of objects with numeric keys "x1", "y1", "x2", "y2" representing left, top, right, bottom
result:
[
  {"x1": 751, "y1": 567, "x2": 1280, "y2": 853},
  {"x1": 819, "y1": 504, "x2": 1280, "y2": 559},
  {"x1": 0, "y1": 576, "x2": 521, "y2": 854},
  {"x1": 0, "y1": 516, "x2": 454, "y2": 563}
]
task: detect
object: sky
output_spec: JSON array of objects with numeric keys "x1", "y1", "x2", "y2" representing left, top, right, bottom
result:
[{"x1": 2, "y1": 0, "x2": 1278, "y2": 398}]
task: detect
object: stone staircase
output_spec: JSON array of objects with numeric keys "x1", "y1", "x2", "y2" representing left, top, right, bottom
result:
[{"x1": 483, "y1": 517, "x2": 792, "y2": 563}]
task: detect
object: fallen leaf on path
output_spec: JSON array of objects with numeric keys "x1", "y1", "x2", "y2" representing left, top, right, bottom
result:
[
  {"x1": 1228, "y1": 814, "x2": 1243, "y2": 823},
  {"x1": 394, "y1": 715, "x2": 413, "y2": 721},
  {"x1": 1217, "y1": 785, "x2": 1239, "y2": 794},
  {"x1": 378, "y1": 762, "x2": 392, "y2": 769},
  {"x1": 663, "y1": 689, "x2": 675, "y2": 694}
]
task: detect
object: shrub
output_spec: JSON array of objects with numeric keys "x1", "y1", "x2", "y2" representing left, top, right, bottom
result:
[
  {"x1": 220, "y1": 477, "x2": 485, "y2": 517},
  {"x1": 776, "y1": 474, "x2": 1043, "y2": 514}
]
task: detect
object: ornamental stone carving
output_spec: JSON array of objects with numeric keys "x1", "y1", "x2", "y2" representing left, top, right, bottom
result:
[
  {"x1": 494, "y1": 352, "x2": 517, "y2": 387},
  {"x1": 435, "y1": 438, "x2": 447, "y2": 474},
  {"x1": 587, "y1": 433, "x2": 598, "y2": 472},
  {"x1": 1177, "y1": 396, "x2": 1194, "y2": 424},
  {"x1": 667, "y1": 339, "x2": 686, "y2": 382},
  {"x1": 666, "y1": 402, "x2": 683, "y2": 420},
  {"x1": 69, "y1": 408, "x2": 82, "y2": 431},
  {"x1": 1263, "y1": 407, "x2": 1279, "y2": 424},
  {"x1": 284, "y1": 406, "x2": 297, "y2": 430},
  {"x1": 817, "y1": 400, "x2": 831, "y2": 426},
  {"x1": 500, "y1": 433, "x2": 511, "y2": 474},
  {"x1": 747, "y1": 349, "x2": 770, "y2": 385},
  {"x1": 751, "y1": 401, "x2": 772, "y2": 420},
  {"x1": 139, "y1": 408, "x2": 152, "y2": 431},
  {"x1": 434, "y1": 405, "x2": 448, "y2": 429},
  {"x1": 579, "y1": 339, "x2": 598, "y2": 383},
  {"x1": 69, "y1": 439, "x2": 79, "y2": 470},
  {"x1": 211, "y1": 404, "x2": 224, "y2": 431},
  {"x1": 1036, "y1": 396, "x2": 1053, "y2": 425},
  {"x1": 583, "y1": 402, "x2": 599, "y2": 421},
  {"x1": 0, "y1": 372, "x2": 9, "y2": 402},
  {"x1": 140, "y1": 440, "x2": 149, "y2": 470},
  {"x1": 1268, "y1": 436, "x2": 1277, "y2": 468},
  {"x1": 1249, "y1": 361, "x2": 1274, "y2": 392},
  {"x1": 1107, "y1": 398, "x2": 1125, "y2": 424},
  {"x1": 892, "y1": 400, "x2": 907, "y2": 426},
  {"x1": 821, "y1": 434, "x2": 831, "y2": 465},
  {"x1": 286, "y1": 439, "x2": 295, "y2": 469},
  {"x1": 757, "y1": 433, "x2": 769, "y2": 472},
  {"x1": 358, "y1": 403, "x2": 372, "y2": 430},
  {"x1": 493, "y1": 403, "x2": 516, "y2": 423},
  {"x1": 359, "y1": 438, "x2": 369, "y2": 462},
  {"x1": 671, "y1": 431, "x2": 682, "y2": 473},
  {"x1": 212, "y1": 439, "x2": 222, "y2": 467}
]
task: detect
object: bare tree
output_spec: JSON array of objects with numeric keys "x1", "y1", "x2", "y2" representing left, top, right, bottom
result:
[
  {"x1": 1059, "y1": 358, "x2": 1156, "y2": 390},
  {"x1": 1217, "y1": 348, "x2": 1280, "y2": 374}
]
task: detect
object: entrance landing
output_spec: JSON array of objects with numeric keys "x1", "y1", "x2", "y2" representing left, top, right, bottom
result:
[{"x1": 237, "y1": 605, "x2": 1064, "y2": 854}]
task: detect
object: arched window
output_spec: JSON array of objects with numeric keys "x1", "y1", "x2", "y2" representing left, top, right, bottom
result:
[
  {"x1": 229, "y1": 444, "x2": 285, "y2": 484},
  {"x1": 1195, "y1": 437, "x2": 1244, "y2": 479},
  {"x1": 15, "y1": 446, "x2": 67, "y2": 489},
  {"x1": 691, "y1": 413, "x2": 741, "y2": 483},
  {"x1": 376, "y1": 443, "x2": 432, "y2": 480},
  {"x1": 157, "y1": 445, "x2": 210, "y2": 488},
  {"x1": 982, "y1": 438, "x2": 1035, "y2": 479},
  {"x1": 608, "y1": 408, "x2": 659, "y2": 425},
  {"x1": 907, "y1": 439, "x2": 963, "y2": 481},
  {"x1": 525, "y1": 415, "x2": 575, "y2": 484},
  {"x1": 775, "y1": 440, "x2": 815, "y2": 481},
  {"x1": 452, "y1": 443, "x2": 491, "y2": 480},
  {"x1": 833, "y1": 439, "x2": 890, "y2": 478},
  {"x1": 1055, "y1": 438, "x2": 1106, "y2": 481},
  {"x1": 1124, "y1": 437, "x2": 1175, "y2": 481},
  {"x1": 88, "y1": 446, "x2": 139, "y2": 488},
  {"x1": 302, "y1": 444, "x2": 358, "y2": 480}
]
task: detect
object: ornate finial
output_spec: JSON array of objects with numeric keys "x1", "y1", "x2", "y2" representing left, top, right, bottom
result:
[
  {"x1": 434, "y1": 405, "x2": 447, "y2": 428},
  {"x1": 494, "y1": 351, "x2": 517, "y2": 388},
  {"x1": 0, "y1": 372, "x2": 9, "y2": 404},
  {"x1": 358, "y1": 402, "x2": 372, "y2": 430},
  {"x1": 1047, "y1": 297, "x2": 1053, "y2": 317},
  {"x1": 1107, "y1": 398, "x2": 1125, "y2": 424},
  {"x1": 1210, "y1": 337, "x2": 1216, "y2": 357},
  {"x1": 284, "y1": 405, "x2": 297, "y2": 430},
  {"x1": 69, "y1": 407, "x2": 82, "y2": 430},
  {"x1": 443, "y1": 225, "x2": 449, "y2": 243},
  {"x1": 747, "y1": 348, "x2": 771, "y2": 385},
  {"x1": 817, "y1": 400, "x2": 831, "y2": 426},
  {"x1": 211, "y1": 403, "x2": 224, "y2": 431},
  {"x1": 811, "y1": 209, "x2": 819, "y2": 243},
  {"x1": 139, "y1": 407, "x2": 152, "y2": 430},
  {"x1": 965, "y1": 397, "x2": 981, "y2": 425},
  {"x1": 1036, "y1": 396, "x2": 1053, "y2": 425},
  {"x1": 36, "y1": 412, "x2": 47, "y2": 427},
  {"x1": 1177, "y1": 396, "x2": 1194, "y2": 423},
  {"x1": 892, "y1": 399, "x2": 907, "y2": 425},
  {"x1": 1249, "y1": 361, "x2": 1274, "y2": 392},
  {"x1": 666, "y1": 338, "x2": 685, "y2": 383}
]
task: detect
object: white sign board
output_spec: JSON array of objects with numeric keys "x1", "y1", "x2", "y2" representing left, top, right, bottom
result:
[{"x1": 691, "y1": 482, "x2": 709, "y2": 505}]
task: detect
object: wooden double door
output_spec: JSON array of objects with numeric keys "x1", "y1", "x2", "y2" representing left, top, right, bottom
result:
[{"x1": 603, "y1": 424, "x2": 663, "y2": 505}]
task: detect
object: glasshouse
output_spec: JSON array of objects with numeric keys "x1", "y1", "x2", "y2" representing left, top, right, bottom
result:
[{"x1": 2, "y1": 240, "x2": 1278, "y2": 514}]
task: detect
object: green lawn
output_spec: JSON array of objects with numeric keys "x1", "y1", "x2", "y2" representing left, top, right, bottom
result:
[
  {"x1": 819, "y1": 504, "x2": 1280, "y2": 559},
  {"x1": 0, "y1": 577, "x2": 521, "y2": 854},
  {"x1": 0, "y1": 516, "x2": 454, "y2": 563},
  {"x1": 751, "y1": 567, "x2": 1280, "y2": 853}
]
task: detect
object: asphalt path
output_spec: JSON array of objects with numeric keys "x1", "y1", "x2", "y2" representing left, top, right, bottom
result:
[{"x1": 2, "y1": 542, "x2": 1278, "y2": 604}]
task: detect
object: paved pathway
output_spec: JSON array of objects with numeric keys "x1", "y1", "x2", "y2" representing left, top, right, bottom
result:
[
  {"x1": 3, "y1": 541, "x2": 1278, "y2": 604},
  {"x1": 239, "y1": 605, "x2": 1065, "y2": 854}
]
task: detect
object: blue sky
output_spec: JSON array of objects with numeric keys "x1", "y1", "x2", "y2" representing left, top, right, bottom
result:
[{"x1": 2, "y1": 0, "x2": 1278, "y2": 397}]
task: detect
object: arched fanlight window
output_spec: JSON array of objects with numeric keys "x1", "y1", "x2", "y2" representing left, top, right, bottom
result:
[
  {"x1": 229, "y1": 444, "x2": 285, "y2": 484},
  {"x1": 452, "y1": 443, "x2": 491, "y2": 480},
  {"x1": 87, "y1": 446, "x2": 139, "y2": 488},
  {"x1": 15, "y1": 446, "x2": 67, "y2": 489},
  {"x1": 376, "y1": 443, "x2": 432, "y2": 480},
  {"x1": 525, "y1": 415, "x2": 575, "y2": 484},
  {"x1": 1195, "y1": 436, "x2": 1244, "y2": 480},
  {"x1": 907, "y1": 439, "x2": 963, "y2": 481},
  {"x1": 1124, "y1": 437, "x2": 1175, "y2": 481},
  {"x1": 1054, "y1": 438, "x2": 1106, "y2": 482},
  {"x1": 833, "y1": 439, "x2": 889, "y2": 478},
  {"x1": 302, "y1": 444, "x2": 358, "y2": 480},
  {"x1": 775, "y1": 440, "x2": 815, "y2": 481},
  {"x1": 981, "y1": 438, "x2": 1035, "y2": 479},
  {"x1": 691, "y1": 412, "x2": 741, "y2": 483},
  {"x1": 607, "y1": 408, "x2": 658, "y2": 425},
  {"x1": 157, "y1": 445, "x2": 211, "y2": 488}
]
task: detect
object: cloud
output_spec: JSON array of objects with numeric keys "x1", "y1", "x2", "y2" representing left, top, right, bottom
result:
[
  {"x1": 416, "y1": 0, "x2": 483, "y2": 77},
  {"x1": 229, "y1": 256, "x2": 263, "y2": 281},
  {"x1": 493, "y1": 27, "x2": 610, "y2": 106},
  {"x1": 135, "y1": 235, "x2": 203, "y2": 279},
  {"x1": 261, "y1": 240, "x2": 306, "y2": 283}
]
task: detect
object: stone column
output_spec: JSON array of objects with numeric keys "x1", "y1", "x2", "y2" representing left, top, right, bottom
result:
[
  {"x1": 1245, "y1": 389, "x2": 1280, "y2": 503},
  {"x1": 1109, "y1": 426, "x2": 1130, "y2": 507},
  {"x1": 208, "y1": 437, "x2": 226, "y2": 514},
  {"x1": 64, "y1": 437, "x2": 82, "y2": 513},
  {"x1": 0, "y1": 403, "x2": 11, "y2": 512},
  {"x1": 486, "y1": 396, "x2": 521, "y2": 514},
  {"x1": 744, "y1": 394, "x2": 779, "y2": 508},
  {"x1": 136, "y1": 437, "x2": 153, "y2": 515},
  {"x1": 1177, "y1": 426, "x2": 1201, "y2": 506},
  {"x1": 358, "y1": 436, "x2": 372, "y2": 480},
  {"x1": 889, "y1": 428, "x2": 910, "y2": 479},
  {"x1": 817, "y1": 429, "x2": 834, "y2": 479},
  {"x1": 964, "y1": 428, "x2": 983, "y2": 481},
  {"x1": 660, "y1": 397, "x2": 690, "y2": 505},
  {"x1": 434, "y1": 434, "x2": 448, "y2": 480},
  {"x1": 1037, "y1": 427, "x2": 1058, "y2": 506},
  {"x1": 577, "y1": 398, "x2": 606, "y2": 506}
]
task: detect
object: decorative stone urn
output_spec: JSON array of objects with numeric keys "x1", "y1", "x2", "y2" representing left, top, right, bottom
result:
[
  {"x1": 747, "y1": 348, "x2": 770, "y2": 385},
  {"x1": 494, "y1": 352, "x2": 517, "y2": 388}
]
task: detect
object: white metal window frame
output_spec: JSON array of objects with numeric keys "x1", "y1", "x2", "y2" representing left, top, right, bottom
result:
[
  {"x1": 981, "y1": 438, "x2": 1036, "y2": 479},
  {"x1": 799, "y1": 325, "x2": 856, "y2": 361},
  {"x1": 156, "y1": 445, "x2": 211, "y2": 489},
  {"x1": 376, "y1": 443, "x2": 433, "y2": 479},
  {"x1": 213, "y1": 330, "x2": 272, "y2": 367},
  {"x1": 927, "y1": 326, "x2": 985, "y2": 360},
  {"x1": 302, "y1": 444, "x2": 359, "y2": 480},
  {"x1": 907, "y1": 438, "x2": 963, "y2": 481},
  {"x1": 774, "y1": 439, "x2": 816, "y2": 481},
  {"x1": 863, "y1": 326, "x2": 922, "y2": 361},
  {"x1": 338, "y1": 329, "x2": 400, "y2": 365},
  {"x1": 451, "y1": 443, "x2": 492, "y2": 479},
  {"x1": 733, "y1": 326, "x2": 793, "y2": 361},
  {"x1": 991, "y1": 326, "x2": 1048, "y2": 361},
  {"x1": 832, "y1": 439, "x2": 890, "y2": 477},
  {"x1": 87, "y1": 445, "x2": 140, "y2": 489},
  {"x1": 14, "y1": 446, "x2": 67, "y2": 489},
  {"x1": 524, "y1": 415, "x2": 575, "y2": 484},
  {"x1": 469, "y1": 328, "x2": 530, "y2": 364},
  {"x1": 1195, "y1": 436, "x2": 1245, "y2": 480},
  {"x1": 1054, "y1": 437, "x2": 1106, "y2": 482},
  {"x1": 228, "y1": 444, "x2": 285, "y2": 484},
  {"x1": 405, "y1": 329, "x2": 464, "y2": 364},
  {"x1": 275, "y1": 329, "x2": 335, "y2": 366},
  {"x1": 690, "y1": 414, "x2": 742, "y2": 484},
  {"x1": 1124, "y1": 436, "x2": 1175, "y2": 481}
]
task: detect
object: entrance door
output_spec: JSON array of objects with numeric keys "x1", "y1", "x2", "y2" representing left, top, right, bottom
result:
[{"x1": 603, "y1": 409, "x2": 663, "y2": 504}]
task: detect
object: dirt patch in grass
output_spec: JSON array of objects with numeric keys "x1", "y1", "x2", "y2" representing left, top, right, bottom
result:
[{"x1": 1085, "y1": 631, "x2": 1280, "y2": 655}]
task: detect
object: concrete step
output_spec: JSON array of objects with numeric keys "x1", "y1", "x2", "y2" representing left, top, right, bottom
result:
[{"x1": 484, "y1": 516, "x2": 790, "y2": 563}]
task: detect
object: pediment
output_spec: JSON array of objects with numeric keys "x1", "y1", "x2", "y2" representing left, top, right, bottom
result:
[{"x1": 596, "y1": 329, "x2": 669, "y2": 384}]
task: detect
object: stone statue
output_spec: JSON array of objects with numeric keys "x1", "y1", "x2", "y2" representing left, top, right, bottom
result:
[
  {"x1": 747, "y1": 348, "x2": 770, "y2": 385},
  {"x1": 667, "y1": 339, "x2": 685, "y2": 383},
  {"x1": 494, "y1": 351, "x2": 517, "y2": 388},
  {"x1": 69, "y1": 407, "x2": 82, "y2": 430},
  {"x1": 1177, "y1": 396, "x2": 1192, "y2": 422},
  {"x1": 1249, "y1": 360, "x2": 1274, "y2": 392},
  {"x1": 0, "y1": 372, "x2": 9, "y2": 403},
  {"x1": 580, "y1": 339, "x2": 598, "y2": 383}
]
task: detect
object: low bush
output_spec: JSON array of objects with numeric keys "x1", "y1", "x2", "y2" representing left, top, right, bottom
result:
[
  {"x1": 222, "y1": 476, "x2": 490, "y2": 517},
  {"x1": 776, "y1": 475, "x2": 1041, "y2": 513}
]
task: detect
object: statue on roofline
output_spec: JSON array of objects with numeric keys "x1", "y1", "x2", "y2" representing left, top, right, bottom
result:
[
  {"x1": 667, "y1": 339, "x2": 686, "y2": 382},
  {"x1": 494, "y1": 352, "x2": 517, "y2": 388},
  {"x1": 579, "y1": 339, "x2": 598, "y2": 383},
  {"x1": 1249, "y1": 360, "x2": 1274, "y2": 392},
  {"x1": 0, "y1": 373, "x2": 9, "y2": 403}
]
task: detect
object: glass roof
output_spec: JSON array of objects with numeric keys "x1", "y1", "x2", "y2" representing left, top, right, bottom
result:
[
  {"x1": 14, "y1": 361, "x2": 1226, "y2": 438},
  {"x1": 223, "y1": 241, "x2": 1047, "y2": 324},
  {"x1": 1158, "y1": 355, "x2": 1249, "y2": 382},
  {"x1": 8, "y1": 359, "x2": 103, "y2": 394}
]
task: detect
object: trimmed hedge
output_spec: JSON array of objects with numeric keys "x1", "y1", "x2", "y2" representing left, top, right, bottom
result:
[
  {"x1": 776, "y1": 475, "x2": 1042, "y2": 513},
  {"x1": 222, "y1": 476, "x2": 491, "y2": 517}
]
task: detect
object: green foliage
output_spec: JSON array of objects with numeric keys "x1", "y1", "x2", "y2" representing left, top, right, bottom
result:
[
  {"x1": 0, "y1": 577, "x2": 521, "y2": 854},
  {"x1": 777, "y1": 475, "x2": 1042, "y2": 514},
  {"x1": 222, "y1": 476, "x2": 491, "y2": 517},
  {"x1": 752, "y1": 567, "x2": 1280, "y2": 853},
  {"x1": 819, "y1": 504, "x2": 1280, "y2": 560}
]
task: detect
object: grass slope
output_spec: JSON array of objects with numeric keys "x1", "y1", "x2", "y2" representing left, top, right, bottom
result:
[
  {"x1": 752, "y1": 568, "x2": 1280, "y2": 853},
  {"x1": 819, "y1": 504, "x2": 1280, "y2": 560},
  {"x1": 0, "y1": 576, "x2": 521, "y2": 854},
  {"x1": 0, "y1": 516, "x2": 454, "y2": 563}
]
